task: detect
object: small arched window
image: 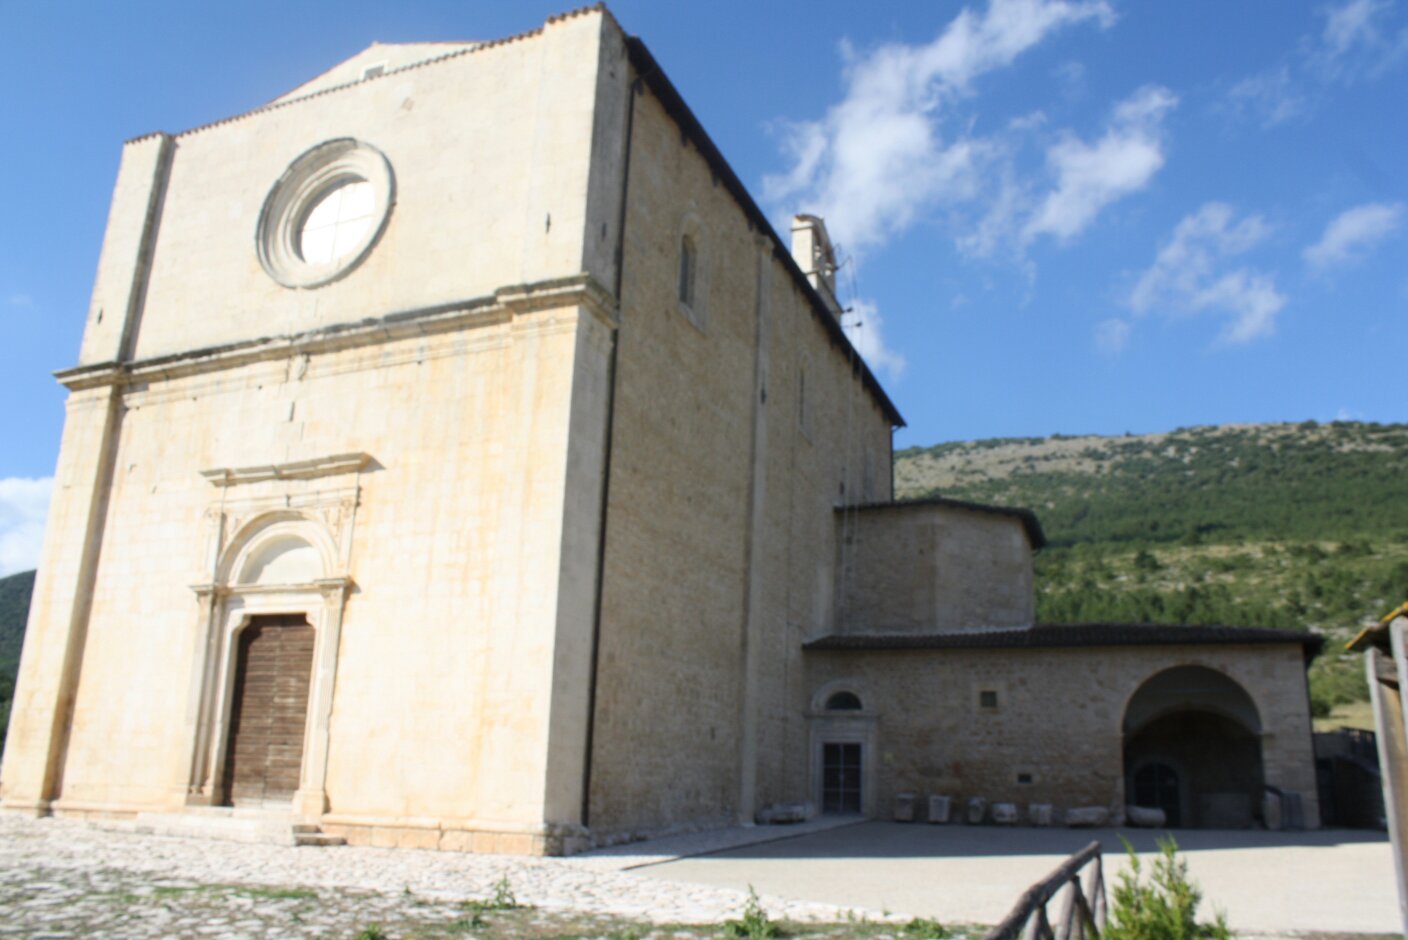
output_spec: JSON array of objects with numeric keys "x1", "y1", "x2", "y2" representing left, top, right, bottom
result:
[
  {"x1": 678, "y1": 235, "x2": 697, "y2": 308},
  {"x1": 825, "y1": 691, "x2": 863, "y2": 711}
]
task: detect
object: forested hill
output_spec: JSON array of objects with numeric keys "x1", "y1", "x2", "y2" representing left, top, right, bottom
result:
[
  {"x1": 0, "y1": 569, "x2": 35, "y2": 753},
  {"x1": 895, "y1": 420, "x2": 1408, "y2": 724},
  {"x1": 896, "y1": 421, "x2": 1408, "y2": 549}
]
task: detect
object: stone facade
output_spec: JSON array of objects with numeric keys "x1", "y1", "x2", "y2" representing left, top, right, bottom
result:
[
  {"x1": 805, "y1": 642, "x2": 1319, "y2": 826},
  {"x1": 0, "y1": 6, "x2": 1320, "y2": 853}
]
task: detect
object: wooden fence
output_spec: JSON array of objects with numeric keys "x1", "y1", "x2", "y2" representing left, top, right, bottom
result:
[{"x1": 984, "y1": 840, "x2": 1107, "y2": 940}]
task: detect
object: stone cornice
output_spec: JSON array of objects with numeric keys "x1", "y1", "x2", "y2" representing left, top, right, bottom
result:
[
  {"x1": 200, "y1": 453, "x2": 371, "y2": 488},
  {"x1": 55, "y1": 274, "x2": 618, "y2": 391},
  {"x1": 190, "y1": 575, "x2": 354, "y2": 598}
]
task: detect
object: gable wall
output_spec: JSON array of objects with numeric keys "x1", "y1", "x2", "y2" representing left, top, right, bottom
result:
[
  {"x1": 79, "y1": 11, "x2": 616, "y2": 366},
  {"x1": 4, "y1": 12, "x2": 623, "y2": 854}
]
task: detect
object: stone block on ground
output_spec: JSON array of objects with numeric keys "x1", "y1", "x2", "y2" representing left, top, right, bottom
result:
[
  {"x1": 990, "y1": 802, "x2": 1018, "y2": 825},
  {"x1": 1064, "y1": 806, "x2": 1109, "y2": 828},
  {"x1": 755, "y1": 803, "x2": 809, "y2": 825},
  {"x1": 1126, "y1": 805, "x2": 1167, "y2": 828}
]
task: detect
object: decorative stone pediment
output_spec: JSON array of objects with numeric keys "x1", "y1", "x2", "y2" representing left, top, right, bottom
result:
[{"x1": 201, "y1": 452, "x2": 371, "y2": 487}]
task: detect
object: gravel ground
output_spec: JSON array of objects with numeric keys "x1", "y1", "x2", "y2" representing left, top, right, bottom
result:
[{"x1": 0, "y1": 815, "x2": 906, "y2": 938}]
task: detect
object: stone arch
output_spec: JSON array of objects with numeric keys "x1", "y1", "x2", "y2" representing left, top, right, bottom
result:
[
  {"x1": 218, "y1": 511, "x2": 339, "y2": 588},
  {"x1": 1122, "y1": 665, "x2": 1265, "y2": 828},
  {"x1": 810, "y1": 678, "x2": 870, "y2": 714}
]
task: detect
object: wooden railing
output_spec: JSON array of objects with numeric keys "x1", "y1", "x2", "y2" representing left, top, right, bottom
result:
[{"x1": 984, "y1": 840, "x2": 1107, "y2": 940}]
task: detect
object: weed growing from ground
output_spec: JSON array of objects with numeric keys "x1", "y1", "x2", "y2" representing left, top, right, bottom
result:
[
  {"x1": 489, "y1": 875, "x2": 518, "y2": 909},
  {"x1": 901, "y1": 916, "x2": 951, "y2": 938},
  {"x1": 355, "y1": 925, "x2": 388, "y2": 940},
  {"x1": 1105, "y1": 836, "x2": 1229, "y2": 940},
  {"x1": 723, "y1": 886, "x2": 782, "y2": 938}
]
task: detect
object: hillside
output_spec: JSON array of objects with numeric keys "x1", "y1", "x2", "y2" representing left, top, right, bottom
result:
[
  {"x1": 0, "y1": 569, "x2": 35, "y2": 754},
  {"x1": 896, "y1": 420, "x2": 1408, "y2": 727}
]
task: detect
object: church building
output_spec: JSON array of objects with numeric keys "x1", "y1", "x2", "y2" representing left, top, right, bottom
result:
[{"x1": 0, "y1": 6, "x2": 1321, "y2": 853}]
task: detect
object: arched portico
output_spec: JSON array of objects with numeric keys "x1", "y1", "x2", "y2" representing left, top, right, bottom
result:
[{"x1": 1123, "y1": 665, "x2": 1265, "y2": 828}]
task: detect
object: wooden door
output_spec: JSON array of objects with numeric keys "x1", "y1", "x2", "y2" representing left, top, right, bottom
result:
[{"x1": 221, "y1": 614, "x2": 315, "y2": 805}]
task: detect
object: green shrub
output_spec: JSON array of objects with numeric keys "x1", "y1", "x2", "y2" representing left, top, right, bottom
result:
[
  {"x1": 901, "y1": 916, "x2": 950, "y2": 938},
  {"x1": 1105, "y1": 836, "x2": 1228, "y2": 940}
]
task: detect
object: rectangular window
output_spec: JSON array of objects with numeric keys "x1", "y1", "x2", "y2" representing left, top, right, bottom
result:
[
  {"x1": 678, "y1": 237, "x2": 695, "y2": 307},
  {"x1": 979, "y1": 689, "x2": 999, "y2": 709}
]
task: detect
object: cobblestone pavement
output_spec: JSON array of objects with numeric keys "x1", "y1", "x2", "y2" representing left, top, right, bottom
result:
[{"x1": 0, "y1": 816, "x2": 896, "y2": 938}]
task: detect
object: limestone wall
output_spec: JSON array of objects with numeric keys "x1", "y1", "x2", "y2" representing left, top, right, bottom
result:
[
  {"x1": 7, "y1": 302, "x2": 608, "y2": 846},
  {"x1": 585, "y1": 55, "x2": 897, "y2": 839},
  {"x1": 804, "y1": 642, "x2": 1320, "y2": 827},
  {"x1": 836, "y1": 504, "x2": 1035, "y2": 634}
]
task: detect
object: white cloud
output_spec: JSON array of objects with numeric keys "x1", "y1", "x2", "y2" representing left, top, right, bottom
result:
[
  {"x1": 1323, "y1": 0, "x2": 1389, "y2": 60},
  {"x1": 0, "y1": 477, "x2": 52, "y2": 577},
  {"x1": 1221, "y1": 0, "x2": 1407, "y2": 130},
  {"x1": 955, "y1": 84, "x2": 1176, "y2": 260},
  {"x1": 7, "y1": 293, "x2": 33, "y2": 308},
  {"x1": 841, "y1": 299, "x2": 906, "y2": 380},
  {"x1": 1311, "y1": 0, "x2": 1408, "y2": 80},
  {"x1": 762, "y1": 0, "x2": 1114, "y2": 254},
  {"x1": 1303, "y1": 201, "x2": 1404, "y2": 270},
  {"x1": 1223, "y1": 66, "x2": 1308, "y2": 128},
  {"x1": 1023, "y1": 85, "x2": 1177, "y2": 243},
  {"x1": 1094, "y1": 317, "x2": 1131, "y2": 354},
  {"x1": 1129, "y1": 203, "x2": 1286, "y2": 344}
]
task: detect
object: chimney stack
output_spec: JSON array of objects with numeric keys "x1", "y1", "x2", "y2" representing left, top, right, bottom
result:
[{"x1": 790, "y1": 215, "x2": 841, "y2": 317}]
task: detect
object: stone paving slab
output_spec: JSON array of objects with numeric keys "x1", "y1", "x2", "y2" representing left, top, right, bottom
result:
[{"x1": 642, "y1": 821, "x2": 1401, "y2": 937}]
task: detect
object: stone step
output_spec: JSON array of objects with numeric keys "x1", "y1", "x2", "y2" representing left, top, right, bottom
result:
[
  {"x1": 133, "y1": 810, "x2": 328, "y2": 847},
  {"x1": 294, "y1": 832, "x2": 346, "y2": 848}
]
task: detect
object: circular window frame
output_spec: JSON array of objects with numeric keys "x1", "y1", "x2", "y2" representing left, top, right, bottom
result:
[{"x1": 256, "y1": 138, "x2": 395, "y2": 289}]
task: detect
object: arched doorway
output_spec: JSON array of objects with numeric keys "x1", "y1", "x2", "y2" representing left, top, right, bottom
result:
[
  {"x1": 808, "y1": 680, "x2": 876, "y2": 817},
  {"x1": 1123, "y1": 666, "x2": 1264, "y2": 828},
  {"x1": 183, "y1": 512, "x2": 353, "y2": 819}
]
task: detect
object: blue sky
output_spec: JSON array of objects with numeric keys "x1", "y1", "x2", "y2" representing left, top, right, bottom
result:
[{"x1": 1, "y1": 0, "x2": 1405, "y2": 573}]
